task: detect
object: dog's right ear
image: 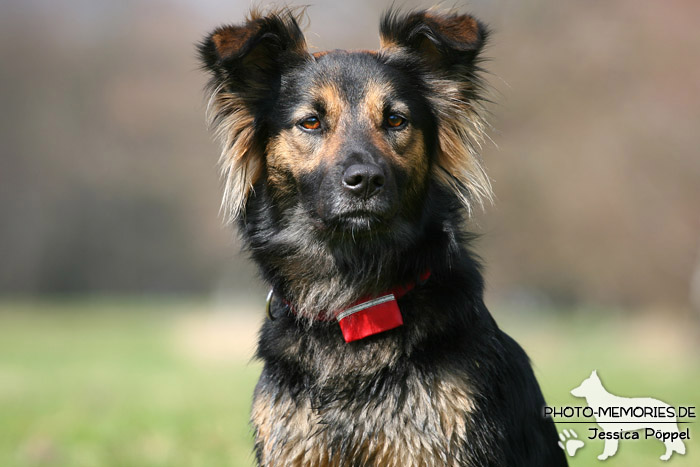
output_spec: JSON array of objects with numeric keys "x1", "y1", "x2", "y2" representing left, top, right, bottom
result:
[
  {"x1": 198, "y1": 10, "x2": 309, "y2": 222},
  {"x1": 378, "y1": 9, "x2": 487, "y2": 76},
  {"x1": 199, "y1": 10, "x2": 308, "y2": 100}
]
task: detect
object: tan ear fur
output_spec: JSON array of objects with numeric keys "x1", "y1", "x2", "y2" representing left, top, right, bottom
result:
[{"x1": 199, "y1": 8, "x2": 309, "y2": 222}]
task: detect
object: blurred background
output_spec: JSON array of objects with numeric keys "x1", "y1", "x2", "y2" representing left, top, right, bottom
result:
[{"x1": 1, "y1": 0, "x2": 698, "y2": 466}]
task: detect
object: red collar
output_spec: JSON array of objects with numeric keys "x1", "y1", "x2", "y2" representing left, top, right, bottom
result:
[{"x1": 267, "y1": 270, "x2": 431, "y2": 343}]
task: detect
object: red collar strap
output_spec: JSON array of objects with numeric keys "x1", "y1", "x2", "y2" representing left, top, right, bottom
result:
[
  {"x1": 337, "y1": 269, "x2": 431, "y2": 342},
  {"x1": 267, "y1": 270, "x2": 431, "y2": 343}
]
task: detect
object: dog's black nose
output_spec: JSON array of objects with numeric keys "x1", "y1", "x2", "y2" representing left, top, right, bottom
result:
[{"x1": 342, "y1": 164, "x2": 385, "y2": 199}]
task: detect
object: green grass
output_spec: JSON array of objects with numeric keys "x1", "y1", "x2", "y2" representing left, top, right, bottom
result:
[
  {"x1": 0, "y1": 299, "x2": 261, "y2": 467},
  {"x1": 0, "y1": 299, "x2": 697, "y2": 466}
]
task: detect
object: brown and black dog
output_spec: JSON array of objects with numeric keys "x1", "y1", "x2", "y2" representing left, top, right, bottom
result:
[{"x1": 199, "y1": 7, "x2": 567, "y2": 466}]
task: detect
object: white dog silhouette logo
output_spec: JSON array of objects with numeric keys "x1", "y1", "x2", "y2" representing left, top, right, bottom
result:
[{"x1": 570, "y1": 370, "x2": 686, "y2": 461}]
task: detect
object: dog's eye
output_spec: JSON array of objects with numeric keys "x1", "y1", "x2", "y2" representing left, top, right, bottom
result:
[
  {"x1": 386, "y1": 114, "x2": 406, "y2": 129},
  {"x1": 299, "y1": 116, "x2": 321, "y2": 131}
]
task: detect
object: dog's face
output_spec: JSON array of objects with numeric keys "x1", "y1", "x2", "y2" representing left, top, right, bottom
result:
[
  {"x1": 265, "y1": 52, "x2": 435, "y2": 235},
  {"x1": 199, "y1": 9, "x2": 492, "y2": 242}
]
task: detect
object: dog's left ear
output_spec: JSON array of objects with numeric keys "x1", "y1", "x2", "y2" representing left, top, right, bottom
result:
[
  {"x1": 379, "y1": 10, "x2": 493, "y2": 213},
  {"x1": 379, "y1": 10, "x2": 487, "y2": 74}
]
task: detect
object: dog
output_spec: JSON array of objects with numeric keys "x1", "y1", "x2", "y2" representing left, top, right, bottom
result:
[
  {"x1": 571, "y1": 370, "x2": 686, "y2": 461},
  {"x1": 198, "y1": 7, "x2": 567, "y2": 466}
]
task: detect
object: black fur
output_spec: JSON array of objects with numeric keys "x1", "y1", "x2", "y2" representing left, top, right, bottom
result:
[
  {"x1": 199, "y1": 7, "x2": 567, "y2": 466},
  {"x1": 248, "y1": 179, "x2": 566, "y2": 466}
]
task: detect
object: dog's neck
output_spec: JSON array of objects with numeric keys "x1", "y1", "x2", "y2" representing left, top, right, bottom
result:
[
  {"x1": 240, "y1": 181, "x2": 479, "y2": 325},
  {"x1": 255, "y1": 229, "x2": 440, "y2": 323},
  {"x1": 241, "y1": 184, "x2": 468, "y2": 323}
]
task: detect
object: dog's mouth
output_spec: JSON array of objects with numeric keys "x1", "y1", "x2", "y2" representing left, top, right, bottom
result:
[
  {"x1": 333, "y1": 210, "x2": 387, "y2": 229},
  {"x1": 316, "y1": 209, "x2": 394, "y2": 237},
  {"x1": 308, "y1": 186, "x2": 400, "y2": 238}
]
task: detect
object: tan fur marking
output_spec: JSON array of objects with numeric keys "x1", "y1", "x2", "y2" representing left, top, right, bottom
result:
[
  {"x1": 266, "y1": 84, "x2": 349, "y2": 185},
  {"x1": 320, "y1": 128, "x2": 347, "y2": 165},
  {"x1": 252, "y1": 369, "x2": 475, "y2": 466},
  {"x1": 316, "y1": 83, "x2": 346, "y2": 124},
  {"x1": 252, "y1": 391, "x2": 332, "y2": 466},
  {"x1": 205, "y1": 91, "x2": 262, "y2": 222},
  {"x1": 362, "y1": 81, "x2": 389, "y2": 125},
  {"x1": 266, "y1": 127, "x2": 341, "y2": 181},
  {"x1": 401, "y1": 130, "x2": 429, "y2": 191},
  {"x1": 267, "y1": 81, "x2": 432, "y2": 196},
  {"x1": 378, "y1": 37, "x2": 400, "y2": 51},
  {"x1": 266, "y1": 130, "x2": 316, "y2": 181},
  {"x1": 427, "y1": 78, "x2": 493, "y2": 214},
  {"x1": 360, "y1": 82, "x2": 429, "y2": 188}
]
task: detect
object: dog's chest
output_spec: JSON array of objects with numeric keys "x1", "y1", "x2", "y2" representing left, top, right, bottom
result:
[{"x1": 251, "y1": 369, "x2": 476, "y2": 466}]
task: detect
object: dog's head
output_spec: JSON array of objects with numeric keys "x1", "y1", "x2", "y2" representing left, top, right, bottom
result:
[{"x1": 199, "y1": 8, "x2": 491, "y2": 241}]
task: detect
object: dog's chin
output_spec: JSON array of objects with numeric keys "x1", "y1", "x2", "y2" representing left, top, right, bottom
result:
[
  {"x1": 320, "y1": 210, "x2": 393, "y2": 239},
  {"x1": 338, "y1": 213, "x2": 382, "y2": 231}
]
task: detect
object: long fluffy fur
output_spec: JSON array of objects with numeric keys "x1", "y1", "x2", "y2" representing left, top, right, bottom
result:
[
  {"x1": 200, "y1": 7, "x2": 309, "y2": 222},
  {"x1": 379, "y1": 9, "x2": 494, "y2": 214}
]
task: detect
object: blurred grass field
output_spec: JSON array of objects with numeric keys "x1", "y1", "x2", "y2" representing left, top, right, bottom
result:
[{"x1": 0, "y1": 299, "x2": 697, "y2": 466}]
